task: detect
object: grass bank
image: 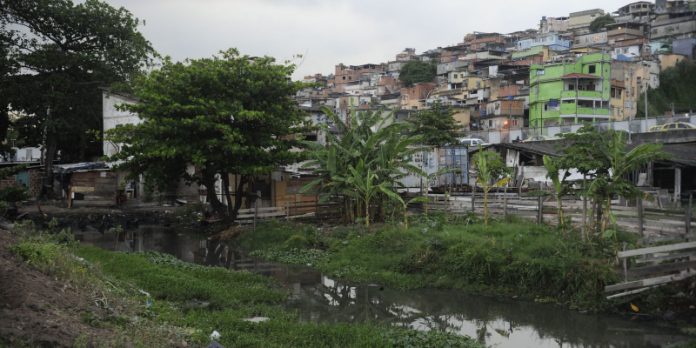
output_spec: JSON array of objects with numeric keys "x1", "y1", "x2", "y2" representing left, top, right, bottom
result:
[
  {"x1": 7, "y1": 223, "x2": 483, "y2": 347},
  {"x1": 239, "y1": 216, "x2": 620, "y2": 310}
]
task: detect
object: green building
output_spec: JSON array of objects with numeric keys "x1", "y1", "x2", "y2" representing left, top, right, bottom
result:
[{"x1": 529, "y1": 53, "x2": 611, "y2": 127}]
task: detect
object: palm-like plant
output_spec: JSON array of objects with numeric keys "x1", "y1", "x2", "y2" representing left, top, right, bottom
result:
[
  {"x1": 558, "y1": 126, "x2": 667, "y2": 236},
  {"x1": 543, "y1": 155, "x2": 571, "y2": 231},
  {"x1": 472, "y1": 149, "x2": 510, "y2": 226},
  {"x1": 302, "y1": 108, "x2": 425, "y2": 226},
  {"x1": 595, "y1": 131, "x2": 666, "y2": 234}
]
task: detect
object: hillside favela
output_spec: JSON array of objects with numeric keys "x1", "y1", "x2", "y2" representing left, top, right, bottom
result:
[{"x1": 3, "y1": 0, "x2": 696, "y2": 347}]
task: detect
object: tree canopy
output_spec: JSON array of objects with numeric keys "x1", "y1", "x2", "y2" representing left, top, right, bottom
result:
[
  {"x1": 107, "y1": 49, "x2": 307, "y2": 219},
  {"x1": 0, "y1": 0, "x2": 154, "y2": 192},
  {"x1": 398, "y1": 60, "x2": 436, "y2": 87},
  {"x1": 408, "y1": 101, "x2": 459, "y2": 147},
  {"x1": 638, "y1": 60, "x2": 696, "y2": 117},
  {"x1": 589, "y1": 14, "x2": 615, "y2": 33}
]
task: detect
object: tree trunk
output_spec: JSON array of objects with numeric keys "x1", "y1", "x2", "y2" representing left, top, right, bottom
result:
[
  {"x1": 202, "y1": 172, "x2": 226, "y2": 216},
  {"x1": 557, "y1": 194, "x2": 564, "y2": 232},
  {"x1": 364, "y1": 194, "x2": 370, "y2": 228},
  {"x1": 41, "y1": 136, "x2": 58, "y2": 198},
  {"x1": 483, "y1": 187, "x2": 490, "y2": 226},
  {"x1": 231, "y1": 175, "x2": 248, "y2": 221},
  {"x1": 595, "y1": 200, "x2": 603, "y2": 236},
  {"x1": 221, "y1": 172, "x2": 232, "y2": 215}
]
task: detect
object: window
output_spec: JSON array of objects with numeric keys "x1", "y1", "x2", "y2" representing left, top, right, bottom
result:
[
  {"x1": 577, "y1": 100, "x2": 594, "y2": 108},
  {"x1": 588, "y1": 65, "x2": 596, "y2": 74},
  {"x1": 568, "y1": 84, "x2": 575, "y2": 91},
  {"x1": 611, "y1": 87, "x2": 620, "y2": 98}
]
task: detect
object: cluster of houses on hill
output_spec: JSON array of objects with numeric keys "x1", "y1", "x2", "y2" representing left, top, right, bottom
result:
[
  {"x1": 6, "y1": 0, "x2": 696, "y2": 214},
  {"x1": 297, "y1": 0, "x2": 696, "y2": 139}
]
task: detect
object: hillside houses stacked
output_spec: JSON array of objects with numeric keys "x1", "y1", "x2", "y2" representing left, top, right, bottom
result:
[{"x1": 297, "y1": 0, "x2": 696, "y2": 140}]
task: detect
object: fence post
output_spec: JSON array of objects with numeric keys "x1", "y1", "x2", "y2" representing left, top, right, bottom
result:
[
  {"x1": 253, "y1": 190, "x2": 260, "y2": 232},
  {"x1": 471, "y1": 190, "x2": 475, "y2": 213},
  {"x1": 687, "y1": 193, "x2": 693, "y2": 240},
  {"x1": 622, "y1": 242, "x2": 628, "y2": 282},
  {"x1": 638, "y1": 195, "x2": 644, "y2": 238},
  {"x1": 503, "y1": 195, "x2": 508, "y2": 218},
  {"x1": 537, "y1": 195, "x2": 543, "y2": 224}
]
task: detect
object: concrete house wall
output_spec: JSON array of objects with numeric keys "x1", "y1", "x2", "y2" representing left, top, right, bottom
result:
[
  {"x1": 529, "y1": 53, "x2": 612, "y2": 127},
  {"x1": 102, "y1": 91, "x2": 140, "y2": 158}
]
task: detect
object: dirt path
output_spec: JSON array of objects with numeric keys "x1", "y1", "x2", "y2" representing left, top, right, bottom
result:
[{"x1": 0, "y1": 230, "x2": 111, "y2": 347}]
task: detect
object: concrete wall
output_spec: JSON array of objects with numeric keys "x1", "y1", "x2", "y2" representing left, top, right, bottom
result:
[{"x1": 102, "y1": 91, "x2": 140, "y2": 158}]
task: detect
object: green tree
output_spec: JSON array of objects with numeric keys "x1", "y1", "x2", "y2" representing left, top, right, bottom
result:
[
  {"x1": 558, "y1": 126, "x2": 667, "y2": 236},
  {"x1": 637, "y1": 60, "x2": 696, "y2": 117},
  {"x1": 472, "y1": 149, "x2": 509, "y2": 226},
  {"x1": 0, "y1": 30, "x2": 14, "y2": 153},
  {"x1": 0, "y1": 0, "x2": 154, "y2": 195},
  {"x1": 302, "y1": 109, "x2": 424, "y2": 226},
  {"x1": 107, "y1": 49, "x2": 306, "y2": 219},
  {"x1": 589, "y1": 14, "x2": 615, "y2": 33},
  {"x1": 408, "y1": 101, "x2": 459, "y2": 147},
  {"x1": 399, "y1": 60, "x2": 436, "y2": 87}
]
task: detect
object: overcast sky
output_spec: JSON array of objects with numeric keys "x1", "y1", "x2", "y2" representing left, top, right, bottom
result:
[{"x1": 104, "y1": 0, "x2": 634, "y2": 80}]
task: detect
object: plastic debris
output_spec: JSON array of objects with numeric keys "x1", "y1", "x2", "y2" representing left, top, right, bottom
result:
[{"x1": 210, "y1": 330, "x2": 221, "y2": 340}]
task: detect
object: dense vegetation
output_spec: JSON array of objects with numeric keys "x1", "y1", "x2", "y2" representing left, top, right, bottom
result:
[
  {"x1": 241, "y1": 218, "x2": 620, "y2": 309},
  {"x1": 556, "y1": 126, "x2": 666, "y2": 237},
  {"x1": 407, "y1": 101, "x2": 460, "y2": 147},
  {"x1": 107, "y1": 49, "x2": 306, "y2": 219},
  {"x1": 302, "y1": 109, "x2": 423, "y2": 226},
  {"x1": 9, "y1": 224, "x2": 482, "y2": 347},
  {"x1": 639, "y1": 60, "x2": 696, "y2": 117},
  {"x1": 398, "y1": 60, "x2": 436, "y2": 86},
  {"x1": 0, "y1": 0, "x2": 154, "y2": 179},
  {"x1": 589, "y1": 14, "x2": 615, "y2": 33}
]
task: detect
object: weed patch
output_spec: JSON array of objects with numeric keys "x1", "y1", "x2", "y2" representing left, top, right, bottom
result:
[{"x1": 241, "y1": 220, "x2": 618, "y2": 309}]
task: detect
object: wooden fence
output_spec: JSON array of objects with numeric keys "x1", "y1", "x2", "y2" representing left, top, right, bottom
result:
[
  {"x1": 425, "y1": 192, "x2": 696, "y2": 298},
  {"x1": 604, "y1": 242, "x2": 696, "y2": 299},
  {"x1": 235, "y1": 200, "x2": 342, "y2": 226},
  {"x1": 425, "y1": 193, "x2": 696, "y2": 243}
]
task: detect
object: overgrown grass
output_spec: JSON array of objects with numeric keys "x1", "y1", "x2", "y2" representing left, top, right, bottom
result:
[
  {"x1": 9, "y1": 221, "x2": 185, "y2": 347},
  {"x1": 73, "y1": 245, "x2": 482, "y2": 347},
  {"x1": 241, "y1": 217, "x2": 619, "y2": 309},
  {"x1": 10, "y1": 221, "x2": 482, "y2": 347}
]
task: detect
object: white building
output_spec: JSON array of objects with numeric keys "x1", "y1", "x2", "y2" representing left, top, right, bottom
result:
[{"x1": 102, "y1": 90, "x2": 140, "y2": 158}]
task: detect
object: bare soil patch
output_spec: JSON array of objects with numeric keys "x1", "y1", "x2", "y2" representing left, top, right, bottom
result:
[{"x1": 0, "y1": 231, "x2": 110, "y2": 347}]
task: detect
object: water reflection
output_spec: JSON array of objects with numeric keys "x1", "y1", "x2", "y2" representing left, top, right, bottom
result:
[{"x1": 75, "y1": 225, "x2": 692, "y2": 348}]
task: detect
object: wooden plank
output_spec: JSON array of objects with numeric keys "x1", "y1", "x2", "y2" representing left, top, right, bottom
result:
[
  {"x1": 617, "y1": 241, "x2": 696, "y2": 258},
  {"x1": 606, "y1": 285, "x2": 659, "y2": 299},
  {"x1": 238, "y1": 207, "x2": 284, "y2": 214},
  {"x1": 236, "y1": 212, "x2": 286, "y2": 220},
  {"x1": 71, "y1": 186, "x2": 95, "y2": 193},
  {"x1": 604, "y1": 271, "x2": 696, "y2": 293},
  {"x1": 634, "y1": 251, "x2": 696, "y2": 264},
  {"x1": 628, "y1": 260, "x2": 696, "y2": 278}
]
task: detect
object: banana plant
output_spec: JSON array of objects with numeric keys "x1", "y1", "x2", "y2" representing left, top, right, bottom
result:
[
  {"x1": 301, "y1": 108, "x2": 426, "y2": 225},
  {"x1": 472, "y1": 148, "x2": 510, "y2": 226},
  {"x1": 543, "y1": 155, "x2": 571, "y2": 231}
]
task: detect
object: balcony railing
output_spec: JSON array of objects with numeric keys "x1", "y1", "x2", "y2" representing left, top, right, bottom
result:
[{"x1": 560, "y1": 90, "x2": 603, "y2": 99}]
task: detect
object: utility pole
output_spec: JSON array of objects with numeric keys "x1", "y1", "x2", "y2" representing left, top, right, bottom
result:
[
  {"x1": 628, "y1": 67, "x2": 633, "y2": 143},
  {"x1": 644, "y1": 83, "x2": 648, "y2": 120}
]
